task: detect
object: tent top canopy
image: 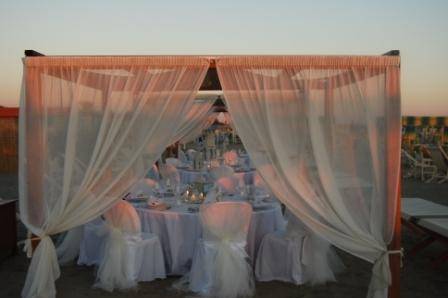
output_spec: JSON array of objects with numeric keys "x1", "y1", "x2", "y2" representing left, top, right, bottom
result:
[{"x1": 24, "y1": 50, "x2": 399, "y2": 91}]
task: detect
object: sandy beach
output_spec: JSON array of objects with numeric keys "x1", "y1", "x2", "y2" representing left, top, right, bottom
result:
[{"x1": 0, "y1": 174, "x2": 447, "y2": 297}]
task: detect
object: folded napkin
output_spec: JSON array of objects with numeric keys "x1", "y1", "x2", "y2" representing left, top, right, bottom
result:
[
  {"x1": 135, "y1": 192, "x2": 149, "y2": 199},
  {"x1": 148, "y1": 199, "x2": 170, "y2": 211}
]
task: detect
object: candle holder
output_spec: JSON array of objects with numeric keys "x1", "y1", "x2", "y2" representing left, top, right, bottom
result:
[{"x1": 183, "y1": 186, "x2": 205, "y2": 204}]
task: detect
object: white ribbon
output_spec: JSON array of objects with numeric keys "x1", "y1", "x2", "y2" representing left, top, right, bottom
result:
[
  {"x1": 94, "y1": 225, "x2": 137, "y2": 292},
  {"x1": 367, "y1": 249, "x2": 403, "y2": 298},
  {"x1": 203, "y1": 238, "x2": 254, "y2": 298}
]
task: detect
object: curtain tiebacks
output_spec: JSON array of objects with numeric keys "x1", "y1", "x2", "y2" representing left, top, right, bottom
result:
[
  {"x1": 367, "y1": 248, "x2": 404, "y2": 297},
  {"x1": 371, "y1": 248, "x2": 404, "y2": 288},
  {"x1": 23, "y1": 231, "x2": 47, "y2": 258},
  {"x1": 384, "y1": 248, "x2": 404, "y2": 268}
]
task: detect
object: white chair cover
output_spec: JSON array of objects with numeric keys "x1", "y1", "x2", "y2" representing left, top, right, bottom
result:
[
  {"x1": 253, "y1": 172, "x2": 267, "y2": 188},
  {"x1": 223, "y1": 150, "x2": 238, "y2": 166},
  {"x1": 189, "y1": 202, "x2": 254, "y2": 298},
  {"x1": 252, "y1": 172, "x2": 272, "y2": 197},
  {"x1": 255, "y1": 230, "x2": 306, "y2": 284},
  {"x1": 301, "y1": 233, "x2": 345, "y2": 285},
  {"x1": 128, "y1": 178, "x2": 158, "y2": 198},
  {"x1": 215, "y1": 176, "x2": 240, "y2": 195},
  {"x1": 103, "y1": 201, "x2": 141, "y2": 235},
  {"x1": 286, "y1": 210, "x2": 345, "y2": 283},
  {"x1": 94, "y1": 201, "x2": 165, "y2": 291},
  {"x1": 159, "y1": 163, "x2": 181, "y2": 186},
  {"x1": 210, "y1": 165, "x2": 234, "y2": 181},
  {"x1": 77, "y1": 218, "x2": 108, "y2": 266},
  {"x1": 256, "y1": 210, "x2": 344, "y2": 285}
]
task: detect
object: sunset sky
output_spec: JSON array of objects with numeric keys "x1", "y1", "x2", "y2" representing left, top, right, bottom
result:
[{"x1": 0, "y1": 0, "x2": 447, "y2": 115}]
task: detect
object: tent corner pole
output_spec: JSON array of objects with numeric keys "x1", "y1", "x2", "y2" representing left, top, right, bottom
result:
[
  {"x1": 386, "y1": 48, "x2": 401, "y2": 298},
  {"x1": 388, "y1": 171, "x2": 401, "y2": 298},
  {"x1": 24, "y1": 50, "x2": 45, "y2": 57}
]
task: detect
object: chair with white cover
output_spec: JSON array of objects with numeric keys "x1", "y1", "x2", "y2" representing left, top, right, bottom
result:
[
  {"x1": 128, "y1": 178, "x2": 158, "y2": 198},
  {"x1": 159, "y1": 163, "x2": 181, "y2": 187},
  {"x1": 188, "y1": 202, "x2": 254, "y2": 298},
  {"x1": 94, "y1": 201, "x2": 166, "y2": 292},
  {"x1": 215, "y1": 175, "x2": 240, "y2": 195},
  {"x1": 210, "y1": 165, "x2": 234, "y2": 181},
  {"x1": 255, "y1": 211, "x2": 343, "y2": 285},
  {"x1": 78, "y1": 218, "x2": 108, "y2": 266},
  {"x1": 223, "y1": 150, "x2": 238, "y2": 166},
  {"x1": 253, "y1": 172, "x2": 272, "y2": 196}
]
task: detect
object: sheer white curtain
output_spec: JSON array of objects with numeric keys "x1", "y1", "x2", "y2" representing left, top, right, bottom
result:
[
  {"x1": 19, "y1": 56, "x2": 209, "y2": 298},
  {"x1": 217, "y1": 56, "x2": 401, "y2": 298},
  {"x1": 171, "y1": 99, "x2": 215, "y2": 144}
]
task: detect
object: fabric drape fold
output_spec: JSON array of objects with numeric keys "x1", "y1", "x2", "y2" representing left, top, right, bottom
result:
[
  {"x1": 19, "y1": 56, "x2": 209, "y2": 298},
  {"x1": 170, "y1": 99, "x2": 215, "y2": 144},
  {"x1": 216, "y1": 55, "x2": 401, "y2": 298}
]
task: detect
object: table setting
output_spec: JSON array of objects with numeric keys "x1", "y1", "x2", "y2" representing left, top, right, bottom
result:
[{"x1": 124, "y1": 176, "x2": 284, "y2": 274}]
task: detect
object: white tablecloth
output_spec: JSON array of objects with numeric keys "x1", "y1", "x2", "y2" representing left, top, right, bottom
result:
[{"x1": 134, "y1": 198, "x2": 284, "y2": 275}]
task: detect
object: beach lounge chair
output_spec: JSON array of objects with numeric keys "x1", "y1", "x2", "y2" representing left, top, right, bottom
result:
[
  {"x1": 401, "y1": 149, "x2": 436, "y2": 181},
  {"x1": 425, "y1": 145, "x2": 448, "y2": 184},
  {"x1": 401, "y1": 197, "x2": 448, "y2": 267}
]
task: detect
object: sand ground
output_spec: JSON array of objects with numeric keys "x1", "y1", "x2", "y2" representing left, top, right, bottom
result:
[{"x1": 0, "y1": 174, "x2": 447, "y2": 298}]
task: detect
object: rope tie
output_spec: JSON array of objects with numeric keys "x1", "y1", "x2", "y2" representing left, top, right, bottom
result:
[
  {"x1": 23, "y1": 230, "x2": 45, "y2": 258},
  {"x1": 384, "y1": 248, "x2": 404, "y2": 268},
  {"x1": 368, "y1": 247, "x2": 404, "y2": 297},
  {"x1": 23, "y1": 232, "x2": 57, "y2": 258}
]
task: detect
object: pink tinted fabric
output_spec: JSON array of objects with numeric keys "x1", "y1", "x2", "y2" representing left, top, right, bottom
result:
[
  {"x1": 217, "y1": 55, "x2": 401, "y2": 298},
  {"x1": 215, "y1": 176, "x2": 240, "y2": 194},
  {"x1": 223, "y1": 150, "x2": 238, "y2": 165},
  {"x1": 19, "y1": 56, "x2": 209, "y2": 298},
  {"x1": 200, "y1": 201, "x2": 253, "y2": 243},
  {"x1": 104, "y1": 201, "x2": 141, "y2": 235}
]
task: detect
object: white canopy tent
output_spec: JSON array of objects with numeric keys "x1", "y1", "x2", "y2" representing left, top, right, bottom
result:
[{"x1": 19, "y1": 51, "x2": 401, "y2": 298}]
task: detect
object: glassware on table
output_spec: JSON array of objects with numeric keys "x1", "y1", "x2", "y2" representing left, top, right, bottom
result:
[
  {"x1": 216, "y1": 186, "x2": 223, "y2": 202},
  {"x1": 246, "y1": 185, "x2": 255, "y2": 202},
  {"x1": 174, "y1": 184, "x2": 183, "y2": 206}
]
